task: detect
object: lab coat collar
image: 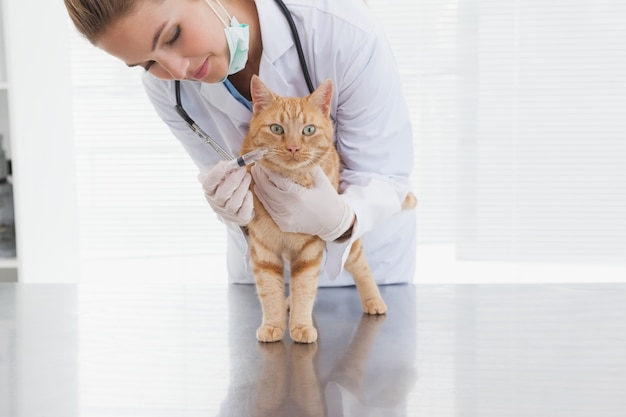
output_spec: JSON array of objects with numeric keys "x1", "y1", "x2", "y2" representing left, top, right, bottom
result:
[
  {"x1": 255, "y1": 0, "x2": 293, "y2": 92},
  {"x1": 257, "y1": 0, "x2": 293, "y2": 66},
  {"x1": 199, "y1": 81, "x2": 252, "y2": 125}
]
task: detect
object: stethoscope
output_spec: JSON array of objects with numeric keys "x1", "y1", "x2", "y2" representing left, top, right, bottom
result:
[{"x1": 173, "y1": 0, "x2": 314, "y2": 161}]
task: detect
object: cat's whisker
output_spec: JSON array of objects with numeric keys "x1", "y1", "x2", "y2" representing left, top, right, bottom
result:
[{"x1": 315, "y1": 158, "x2": 331, "y2": 172}]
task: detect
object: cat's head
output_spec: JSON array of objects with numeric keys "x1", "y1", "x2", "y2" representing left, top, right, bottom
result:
[{"x1": 246, "y1": 75, "x2": 334, "y2": 172}]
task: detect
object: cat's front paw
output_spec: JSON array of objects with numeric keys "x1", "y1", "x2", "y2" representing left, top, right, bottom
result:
[
  {"x1": 257, "y1": 325, "x2": 285, "y2": 343},
  {"x1": 290, "y1": 325, "x2": 318, "y2": 344},
  {"x1": 362, "y1": 297, "x2": 387, "y2": 315}
]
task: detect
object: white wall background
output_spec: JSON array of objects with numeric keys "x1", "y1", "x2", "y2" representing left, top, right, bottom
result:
[
  {"x1": 2, "y1": 0, "x2": 79, "y2": 283},
  {"x1": 66, "y1": 0, "x2": 626, "y2": 285}
]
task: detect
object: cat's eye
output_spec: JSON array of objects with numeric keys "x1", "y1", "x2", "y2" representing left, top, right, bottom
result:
[
  {"x1": 270, "y1": 124, "x2": 284, "y2": 134},
  {"x1": 302, "y1": 125, "x2": 316, "y2": 136}
]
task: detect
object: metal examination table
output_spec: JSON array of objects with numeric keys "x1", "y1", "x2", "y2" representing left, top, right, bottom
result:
[{"x1": 1, "y1": 282, "x2": 625, "y2": 416}]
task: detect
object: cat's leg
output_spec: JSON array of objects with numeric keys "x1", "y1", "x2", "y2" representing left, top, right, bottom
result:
[
  {"x1": 252, "y1": 247, "x2": 288, "y2": 343},
  {"x1": 345, "y1": 239, "x2": 387, "y2": 314},
  {"x1": 288, "y1": 237, "x2": 325, "y2": 343}
]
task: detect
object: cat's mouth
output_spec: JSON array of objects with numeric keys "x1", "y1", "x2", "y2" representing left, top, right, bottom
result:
[
  {"x1": 273, "y1": 154, "x2": 311, "y2": 169},
  {"x1": 285, "y1": 153, "x2": 314, "y2": 165},
  {"x1": 264, "y1": 150, "x2": 314, "y2": 169}
]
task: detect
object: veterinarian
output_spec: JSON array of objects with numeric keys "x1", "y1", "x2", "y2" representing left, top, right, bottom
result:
[{"x1": 64, "y1": 0, "x2": 417, "y2": 287}]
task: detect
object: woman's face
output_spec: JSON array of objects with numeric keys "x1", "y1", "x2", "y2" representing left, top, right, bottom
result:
[{"x1": 96, "y1": 0, "x2": 229, "y2": 82}]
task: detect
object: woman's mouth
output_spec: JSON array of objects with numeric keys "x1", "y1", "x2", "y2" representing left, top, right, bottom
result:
[{"x1": 191, "y1": 59, "x2": 209, "y2": 80}]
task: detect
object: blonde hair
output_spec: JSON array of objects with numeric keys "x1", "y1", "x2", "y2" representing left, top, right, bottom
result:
[{"x1": 64, "y1": 0, "x2": 149, "y2": 44}]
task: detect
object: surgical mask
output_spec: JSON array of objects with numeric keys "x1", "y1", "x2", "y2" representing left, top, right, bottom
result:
[{"x1": 205, "y1": 0, "x2": 250, "y2": 82}]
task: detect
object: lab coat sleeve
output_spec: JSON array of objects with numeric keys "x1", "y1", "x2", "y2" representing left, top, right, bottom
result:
[{"x1": 322, "y1": 16, "x2": 414, "y2": 279}]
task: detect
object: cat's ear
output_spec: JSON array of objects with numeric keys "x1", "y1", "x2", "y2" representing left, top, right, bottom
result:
[
  {"x1": 250, "y1": 75, "x2": 275, "y2": 114},
  {"x1": 309, "y1": 79, "x2": 333, "y2": 116}
]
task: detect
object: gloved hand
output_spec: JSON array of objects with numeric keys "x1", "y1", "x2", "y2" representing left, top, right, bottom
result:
[
  {"x1": 198, "y1": 161, "x2": 254, "y2": 226},
  {"x1": 251, "y1": 164, "x2": 355, "y2": 241}
]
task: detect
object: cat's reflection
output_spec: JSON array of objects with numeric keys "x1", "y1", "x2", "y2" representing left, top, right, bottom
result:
[
  {"x1": 253, "y1": 313, "x2": 409, "y2": 417},
  {"x1": 220, "y1": 284, "x2": 417, "y2": 416},
  {"x1": 254, "y1": 341, "x2": 323, "y2": 417}
]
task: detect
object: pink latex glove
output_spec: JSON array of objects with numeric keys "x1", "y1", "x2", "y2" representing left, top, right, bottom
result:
[
  {"x1": 198, "y1": 161, "x2": 254, "y2": 226},
  {"x1": 251, "y1": 164, "x2": 355, "y2": 241}
]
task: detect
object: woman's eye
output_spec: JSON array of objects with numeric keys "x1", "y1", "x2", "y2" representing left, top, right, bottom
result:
[
  {"x1": 270, "y1": 124, "x2": 284, "y2": 134},
  {"x1": 166, "y1": 26, "x2": 181, "y2": 46},
  {"x1": 143, "y1": 26, "x2": 180, "y2": 72},
  {"x1": 303, "y1": 125, "x2": 316, "y2": 136},
  {"x1": 144, "y1": 60, "x2": 156, "y2": 72}
]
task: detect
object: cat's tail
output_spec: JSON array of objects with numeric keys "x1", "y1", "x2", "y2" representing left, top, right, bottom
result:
[{"x1": 401, "y1": 192, "x2": 418, "y2": 210}]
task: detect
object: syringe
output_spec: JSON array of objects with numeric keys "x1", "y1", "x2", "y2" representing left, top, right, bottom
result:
[{"x1": 224, "y1": 148, "x2": 267, "y2": 170}]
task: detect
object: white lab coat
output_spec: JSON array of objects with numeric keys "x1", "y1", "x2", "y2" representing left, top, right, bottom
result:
[{"x1": 142, "y1": 0, "x2": 416, "y2": 286}]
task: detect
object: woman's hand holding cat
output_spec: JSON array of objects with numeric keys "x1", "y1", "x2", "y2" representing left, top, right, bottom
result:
[
  {"x1": 198, "y1": 161, "x2": 254, "y2": 226},
  {"x1": 251, "y1": 164, "x2": 355, "y2": 241}
]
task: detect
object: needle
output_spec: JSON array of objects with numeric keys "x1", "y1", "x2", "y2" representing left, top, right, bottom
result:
[{"x1": 223, "y1": 148, "x2": 267, "y2": 170}]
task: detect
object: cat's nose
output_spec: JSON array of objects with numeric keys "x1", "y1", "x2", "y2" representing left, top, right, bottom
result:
[{"x1": 287, "y1": 145, "x2": 299, "y2": 155}]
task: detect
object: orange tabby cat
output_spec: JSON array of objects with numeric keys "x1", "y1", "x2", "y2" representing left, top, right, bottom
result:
[{"x1": 241, "y1": 75, "x2": 416, "y2": 344}]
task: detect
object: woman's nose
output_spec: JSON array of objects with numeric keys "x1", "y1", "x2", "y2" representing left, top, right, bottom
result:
[{"x1": 158, "y1": 54, "x2": 189, "y2": 80}]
